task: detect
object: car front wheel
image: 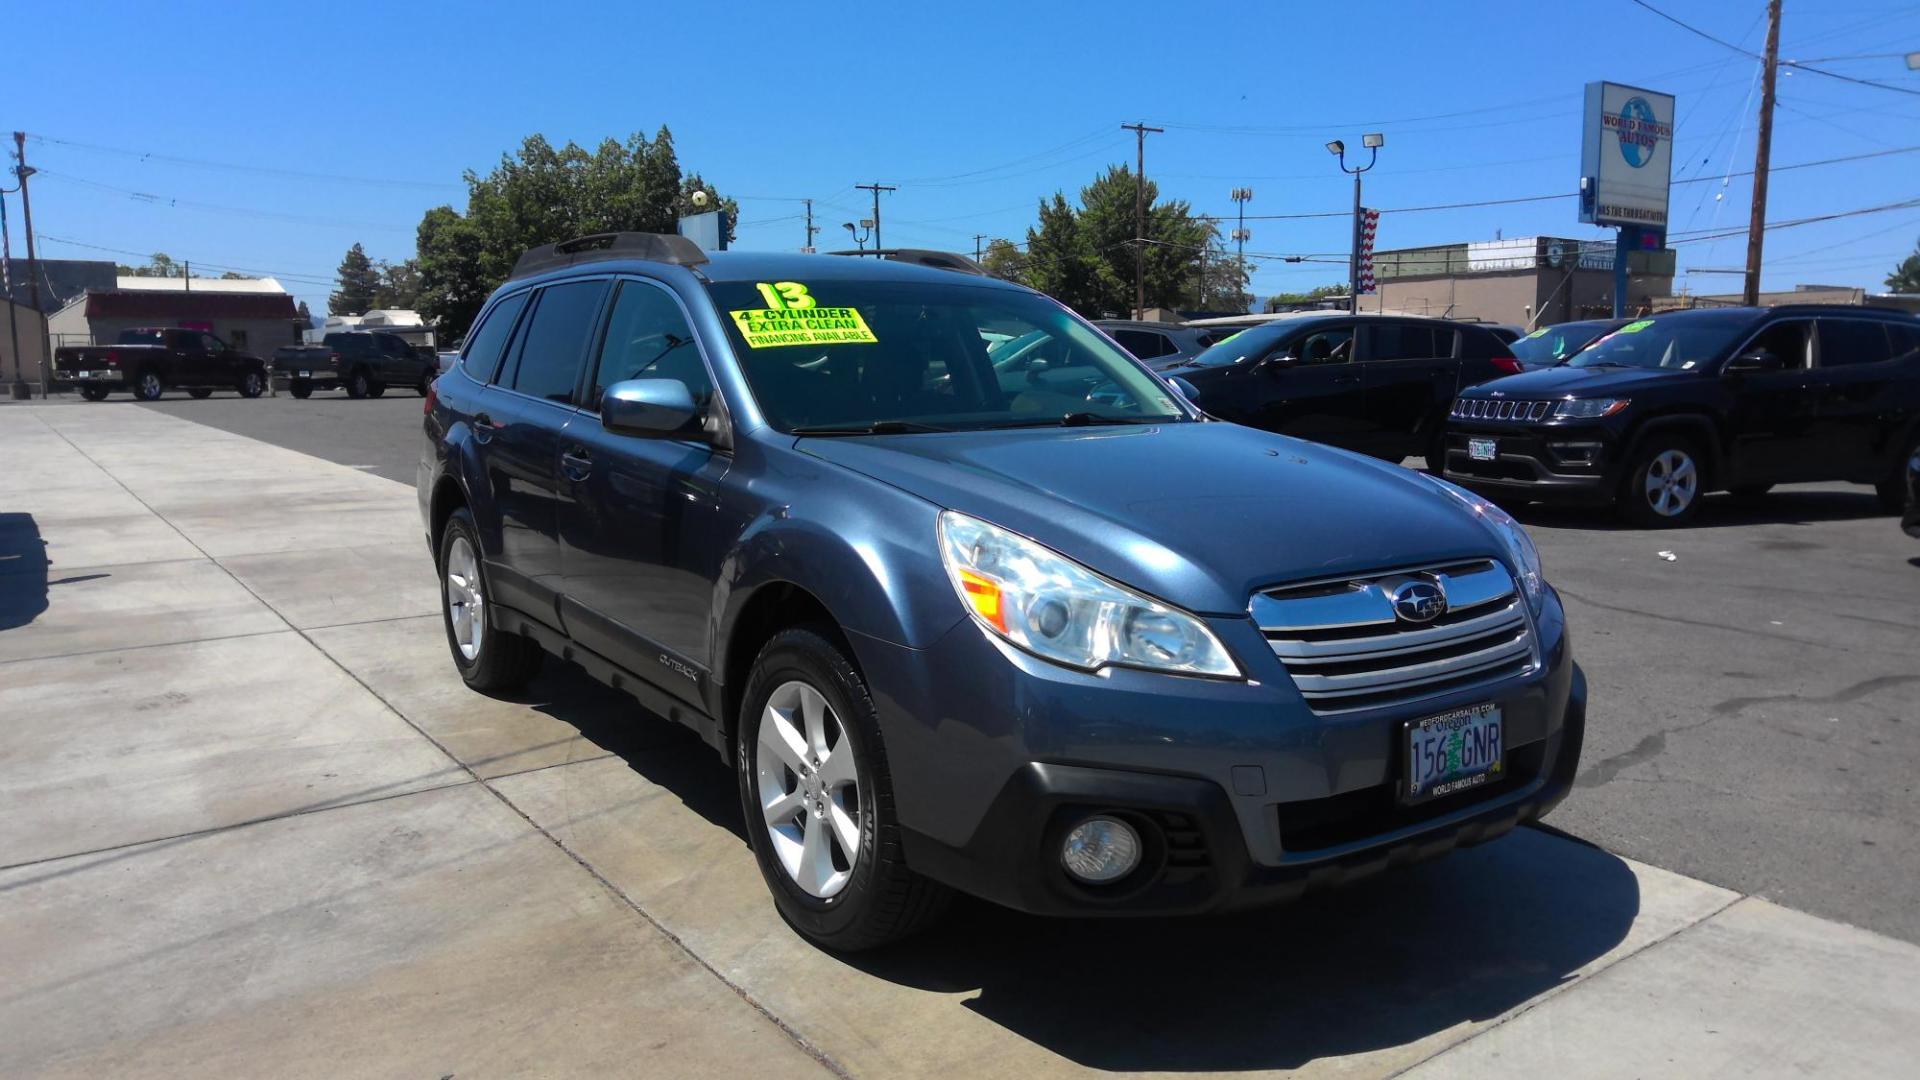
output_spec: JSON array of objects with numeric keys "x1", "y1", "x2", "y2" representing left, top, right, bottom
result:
[
  {"x1": 132, "y1": 371, "x2": 164, "y2": 401},
  {"x1": 238, "y1": 371, "x2": 265, "y2": 398},
  {"x1": 737, "y1": 627, "x2": 949, "y2": 951},
  {"x1": 1620, "y1": 437, "x2": 1704, "y2": 527},
  {"x1": 438, "y1": 508, "x2": 542, "y2": 692}
]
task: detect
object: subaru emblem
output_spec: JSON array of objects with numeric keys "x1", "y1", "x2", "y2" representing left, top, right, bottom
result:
[{"x1": 1390, "y1": 580, "x2": 1448, "y2": 624}]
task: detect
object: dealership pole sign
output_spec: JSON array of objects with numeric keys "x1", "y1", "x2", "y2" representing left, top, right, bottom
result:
[{"x1": 1579, "y1": 81, "x2": 1675, "y2": 228}]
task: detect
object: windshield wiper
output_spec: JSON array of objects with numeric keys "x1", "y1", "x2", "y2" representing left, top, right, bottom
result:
[
  {"x1": 791, "y1": 419, "x2": 951, "y2": 436},
  {"x1": 984, "y1": 412, "x2": 1168, "y2": 429}
]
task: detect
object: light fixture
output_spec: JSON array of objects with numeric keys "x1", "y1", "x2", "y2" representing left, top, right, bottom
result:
[
  {"x1": 1363, "y1": 132, "x2": 1385, "y2": 149},
  {"x1": 1061, "y1": 816, "x2": 1142, "y2": 884},
  {"x1": 1325, "y1": 139, "x2": 1345, "y2": 156}
]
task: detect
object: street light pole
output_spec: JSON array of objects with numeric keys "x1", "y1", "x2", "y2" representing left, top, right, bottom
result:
[
  {"x1": 1328, "y1": 134, "x2": 1384, "y2": 315},
  {"x1": 1231, "y1": 187, "x2": 1253, "y2": 311}
]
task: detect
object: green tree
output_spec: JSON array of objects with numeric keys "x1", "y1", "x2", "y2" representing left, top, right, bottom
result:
[
  {"x1": 980, "y1": 238, "x2": 1027, "y2": 283},
  {"x1": 116, "y1": 253, "x2": 187, "y2": 278},
  {"x1": 414, "y1": 127, "x2": 736, "y2": 340},
  {"x1": 1265, "y1": 283, "x2": 1346, "y2": 312},
  {"x1": 330, "y1": 243, "x2": 379, "y2": 315},
  {"x1": 218, "y1": 271, "x2": 253, "y2": 280},
  {"x1": 1888, "y1": 240, "x2": 1920, "y2": 293},
  {"x1": 373, "y1": 258, "x2": 423, "y2": 310},
  {"x1": 296, "y1": 300, "x2": 314, "y2": 328},
  {"x1": 1014, "y1": 166, "x2": 1218, "y2": 317}
]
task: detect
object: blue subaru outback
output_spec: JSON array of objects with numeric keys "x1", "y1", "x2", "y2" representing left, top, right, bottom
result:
[{"x1": 418, "y1": 233, "x2": 1586, "y2": 950}]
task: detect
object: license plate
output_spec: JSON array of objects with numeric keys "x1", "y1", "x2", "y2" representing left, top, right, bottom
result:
[
  {"x1": 298, "y1": 370, "x2": 312, "y2": 377},
  {"x1": 1403, "y1": 703, "x2": 1503, "y2": 804},
  {"x1": 1468, "y1": 437, "x2": 1497, "y2": 462}
]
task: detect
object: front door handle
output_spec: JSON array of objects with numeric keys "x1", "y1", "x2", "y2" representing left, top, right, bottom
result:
[
  {"x1": 473, "y1": 413, "x2": 496, "y2": 444},
  {"x1": 561, "y1": 447, "x2": 593, "y2": 481}
]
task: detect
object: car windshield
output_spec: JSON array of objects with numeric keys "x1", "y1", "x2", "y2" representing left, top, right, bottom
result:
[
  {"x1": 708, "y1": 278, "x2": 1187, "y2": 432},
  {"x1": 1511, "y1": 321, "x2": 1613, "y2": 365},
  {"x1": 1183, "y1": 322, "x2": 1295, "y2": 367},
  {"x1": 1564, "y1": 312, "x2": 1755, "y2": 371}
]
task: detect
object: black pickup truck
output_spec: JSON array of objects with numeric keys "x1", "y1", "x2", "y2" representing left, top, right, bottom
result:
[
  {"x1": 56, "y1": 327, "x2": 269, "y2": 401},
  {"x1": 272, "y1": 331, "x2": 438, "y2": 399}
]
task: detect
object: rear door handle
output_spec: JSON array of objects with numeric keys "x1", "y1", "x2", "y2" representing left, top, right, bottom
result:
[
  {"x1": 473, "y1": 413, "x2": 497, "y2": 444},
  {"x1": 561, "y1": 447, "x2": 593, "y2": 480}
]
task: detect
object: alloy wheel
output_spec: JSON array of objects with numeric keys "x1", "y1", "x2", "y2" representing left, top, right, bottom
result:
[
  {"x1": 1644, "y1": 449, "x2": 1698, "y2": 518},
  {"x1": 444, "y1": 534, "x2": 485, "y2": 661},
  {"x1": 138, "y1": 373, "x2": 162, "y2": 400},
  {"x1": 756, "y1": 679, "x2": 862, "y2": 899}
]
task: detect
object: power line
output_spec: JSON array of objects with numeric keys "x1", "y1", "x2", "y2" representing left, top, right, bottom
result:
[
  {"x1": 27, "y1": 133, "x2": 463, "y2": 190},
  {"x1": 1625, "y1": 0, "x2": 1920, "y2": 97},
  {"x1": 39, "y1": 234, "x2": 345, "y2": 287},
  {"x1": 35, "y1": 168, "x2": 414, "y2": 232}
]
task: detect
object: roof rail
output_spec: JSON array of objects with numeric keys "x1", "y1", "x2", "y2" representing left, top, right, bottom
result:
[
  {"x1": 511, "y1": 232, "x2": 709, "y2": 280},
  {"x1": 824, "y1": 248, "x2": 987, "y2": 276}
]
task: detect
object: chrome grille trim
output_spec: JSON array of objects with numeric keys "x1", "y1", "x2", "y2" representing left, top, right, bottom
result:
[
  {"x1": 1252, "y1": 560, "x2": 1538, "y2": 713},
  {"x1": 1450, "y1": 398, "x2": 1557, "y2": 423}
]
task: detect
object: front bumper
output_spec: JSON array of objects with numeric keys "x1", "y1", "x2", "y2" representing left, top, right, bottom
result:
[
  {"x1": 1440, "y1": 422, "x2": 1620, "y2": 506},
  {"x1": 864, "y1": 588, "x2": 1583, "y2": 916}
]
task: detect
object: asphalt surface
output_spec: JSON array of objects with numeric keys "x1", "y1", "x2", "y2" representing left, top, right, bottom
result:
[{"x1": 110, "y1": 389, "x2": 1920, "y2": 943}]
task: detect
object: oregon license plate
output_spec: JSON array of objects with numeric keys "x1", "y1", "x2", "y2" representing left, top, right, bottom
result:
[
  {"x1": 1404, "y1": 703, "x2": 1503, "y2": 804},
  {"x1": 1468, "y1": 437, "x2": 1497, "y2": 462},
  {"x1": 298, "y1": 370, "x2": 312, "y2": 377}
]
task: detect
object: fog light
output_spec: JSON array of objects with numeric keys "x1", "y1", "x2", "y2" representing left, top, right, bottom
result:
[{"x1": 1061, "y1": 816, "x2": 1141, "y2": 884}]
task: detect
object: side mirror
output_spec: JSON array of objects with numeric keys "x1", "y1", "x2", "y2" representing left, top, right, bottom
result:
[
  {"x1": 601, "y1": 379, "x2": 700, "y2": 437},
  {"x1": 1168, "y1": 375, "x2": 1201, "y2": 403},
  {"x1": 1726, "y1": 348, "x2": 1785, "y2": 374},
  {"x1": 1026, "y1": 358, "x2": 1051, "y2": 382}
]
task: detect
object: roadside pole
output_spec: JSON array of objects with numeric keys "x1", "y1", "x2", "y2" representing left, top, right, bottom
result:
[
  {"x1": 1742, "y1": 0, "x2": 1782, "y2": 306},
  {"x1": 2, "y1": 184, "x2": 27, "y2": 399},
  {"x1": 1122, "y1": 123, "x2": 1163, "y2": 320},
  {"x1": 12, "y1": 132, "x2": 51, "y2": 398}
]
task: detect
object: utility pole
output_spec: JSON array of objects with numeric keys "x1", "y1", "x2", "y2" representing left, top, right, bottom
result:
[
  {"x1": 1231, "y1": 187, "x2": 1253, "y2": 311},
  {"x1": 803, "y1": 198, "x2": 820, "y2": 253},
  {"x1": 1742, "y1": 0, "x2": 1782, "y2": 307},
  {"x1": 2, "y1": 182, "x2": 25, "y2": 399},
  {"x1": 12, "y1": 132, "x2": 50, "y2": 398},
  {"x1": 855, "y1": 182, "x2": 895, "y2": 255},
  {"x1": 1121, "y1": 122, "x2": 1163, "y2": 320},
  {"x1": 974, "y1": 234, "x2": 986, "y2": 263}
]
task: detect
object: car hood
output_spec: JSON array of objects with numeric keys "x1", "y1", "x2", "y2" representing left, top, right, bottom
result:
[
  {"x1": 798, "y1": 422, "x2": 1502, "y2": 615},
  {"x1": 1460, "y1": 364, "x2": 1702, "y2": 397}
]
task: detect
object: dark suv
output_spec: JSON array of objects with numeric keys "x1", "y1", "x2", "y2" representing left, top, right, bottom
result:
[
  {"x1": 1443, "y1": 306, "x2": 1920, "y2": 525},
  {"x1": 1168, "y1": 314, "x2": 1521, "y2": 464},
  {"x1": 419, "y1": 233, "x2": 1585, "y2": 950}
]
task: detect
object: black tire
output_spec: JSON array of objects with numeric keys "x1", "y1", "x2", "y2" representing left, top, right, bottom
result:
[
  {"x1": 1876, "y1": 433, "x2": 1920, "y2": 512},
  {"x1": 188, "y1": 388, "x2": 214, "y2": 399},
  {"x1": 289, "y1": 380, "x2": 313, "y2": 400},
  {"x1": 131, "y1": 370, "x2": 164, "y2": 402},
  {"x1": 237, "y1": 371, "x2": 265, "y2": 398},
  {"x1": 367, "y1": 381, "x2": 388, "y2": 399},
  {"x1": 736, "y1": 627, "x2": 950, "y2": 951},
  {"x1": 345, "y1": 370, "x2": 371, "y2": 399},
  {"x1": 79, "y1": 385, "x2": 111, "y2": 402},
  {"x1": 436, "y1": 507, "x2": 543, "y2": 693},
  {"x1": 418, "y1": 369, "x2": 435, "y2": 396},
  {"x1": 1619, "y1": 435, "x2": 1706, "y2": 527}
]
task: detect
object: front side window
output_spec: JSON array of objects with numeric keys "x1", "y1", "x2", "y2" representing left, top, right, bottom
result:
[
  {"x1": 506, "y1": 280, "x2": 610, "y2": 403},
  {"x1": 707, "y1": 278, "x2": 1183, "y2": 432},
  {"x1": 1293, "y1": 326, "x2": 1354, "y2": 365},
  {"x1": 1817, "y1": 320, "x2": 1894, "y2": 367},
  {"x1": 461, "y1": 291, "x2": 531, "y2": 383},
  {"x1": 591, "y1": 280, "x2": 712, "y2": 410},
  {"x1": 1744, "y1": 320, "x2": 1813, "y2": 371}
]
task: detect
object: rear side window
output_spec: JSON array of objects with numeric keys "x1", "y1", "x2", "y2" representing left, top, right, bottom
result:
[
  {"x1": 1367, "y1": 323, "x2": 1445, "y2": 361},
  {"x1": 590, "y1": 280, "x2": 713, "y2": 410},
  {"x1": 1818, "y1": 320, "x2": 1894, "y2": 367},
  {"x1": 1110, "y1": 329, "x2": 1174, "y2": 359},
  {"x1": 507, "y1": 280, "x2": 611, "y2": 404},
  {"x1": 462, "y1": 291, "x2": 531, "y2": 384},
  {"x1": 1889, "y1": 322, "x2": 1920, "y2": 362}
]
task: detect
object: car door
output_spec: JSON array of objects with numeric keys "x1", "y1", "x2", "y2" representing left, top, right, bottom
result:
[
  {"x1": 1811, "y1": 317, "x2": 1900, "y2": 480},
  {"x1": 204, "y1": 333, "x2": 243, "y2": 383},
  {"x1": 166, "y1": 330, "x2": 209, "y2": 383},
  {"x1": 1240, "y1": 322, "x2": 1373, "y2": 451},
  {"x1": 556, "y1": 278, "x2": 733, "y2": 700},
  {"x1": 480, "y1": 277, "x2": 612, "y2": 624},
  {"x1": 1359, "y1": 321, "x2": 1458, "y2": 459},
  {"x1": 1723, "y1": 318, "x2": 1819, "y2": 485}
]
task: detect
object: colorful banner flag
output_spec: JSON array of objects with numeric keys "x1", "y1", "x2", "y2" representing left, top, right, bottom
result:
[{"x1": 1357, "y1": 208, "x2": 1380, "y2": 295}]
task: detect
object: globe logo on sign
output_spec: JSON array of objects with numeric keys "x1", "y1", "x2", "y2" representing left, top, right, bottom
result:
[{"x1": 1617, "y1": 96, "x2": 1658, "y2": 168}]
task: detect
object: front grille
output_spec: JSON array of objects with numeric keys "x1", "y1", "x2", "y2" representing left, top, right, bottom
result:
[
  {"x1": 1148, "y1": 810, "x2": 1210, "y2": 886},
  {"x1": 1452, "y1": 398, "x2": 1553, "y2": 422},
  {"x1": 1251, "y1": 560, "x2": 1538, "y2": 714}
]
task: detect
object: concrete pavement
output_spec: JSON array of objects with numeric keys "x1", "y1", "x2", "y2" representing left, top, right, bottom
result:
[{"x1": 3, "y1": 400, "x2": 1917, "y2": 1078}]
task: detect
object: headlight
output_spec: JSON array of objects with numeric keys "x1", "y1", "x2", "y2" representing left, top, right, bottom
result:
[
  {"x1": 1422, "y1": 477, "x2": 1546, "y2": 616},
  {"x1": 937, "y1": 511, "x2": 1241, "y2": 678},
  {"x1": 1553, "y1": 397, "x2": 1630, "y2": 419}
]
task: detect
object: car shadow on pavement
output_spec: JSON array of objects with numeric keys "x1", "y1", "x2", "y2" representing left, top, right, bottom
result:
[
  {"x1": 1512, "y1": 488, "x2": 1889, "y2": 532},
  {"x1": 0, "y1": 513, "x2": 50, "y2": 632},
  {"x1": 537, "y1": 657, "x2": 1642, "y2": 1073}
]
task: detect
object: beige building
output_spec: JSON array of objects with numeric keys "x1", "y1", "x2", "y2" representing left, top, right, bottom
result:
[
  {"x1": 1368, "y1": 236, "x2": 1675, "y2": 328},
  {"x1": 1, "y1": 298, "x2": 51, "y2": 392}
]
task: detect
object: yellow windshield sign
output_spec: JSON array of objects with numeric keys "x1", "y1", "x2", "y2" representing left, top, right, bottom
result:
[{"x1": 729, "y1": 281, "x2": 878, "y2": 348}]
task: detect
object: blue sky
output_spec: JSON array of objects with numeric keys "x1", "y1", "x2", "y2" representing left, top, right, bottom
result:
[{"x1": 10, "y1": 0, "x2": 1920, "y2": 316}]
